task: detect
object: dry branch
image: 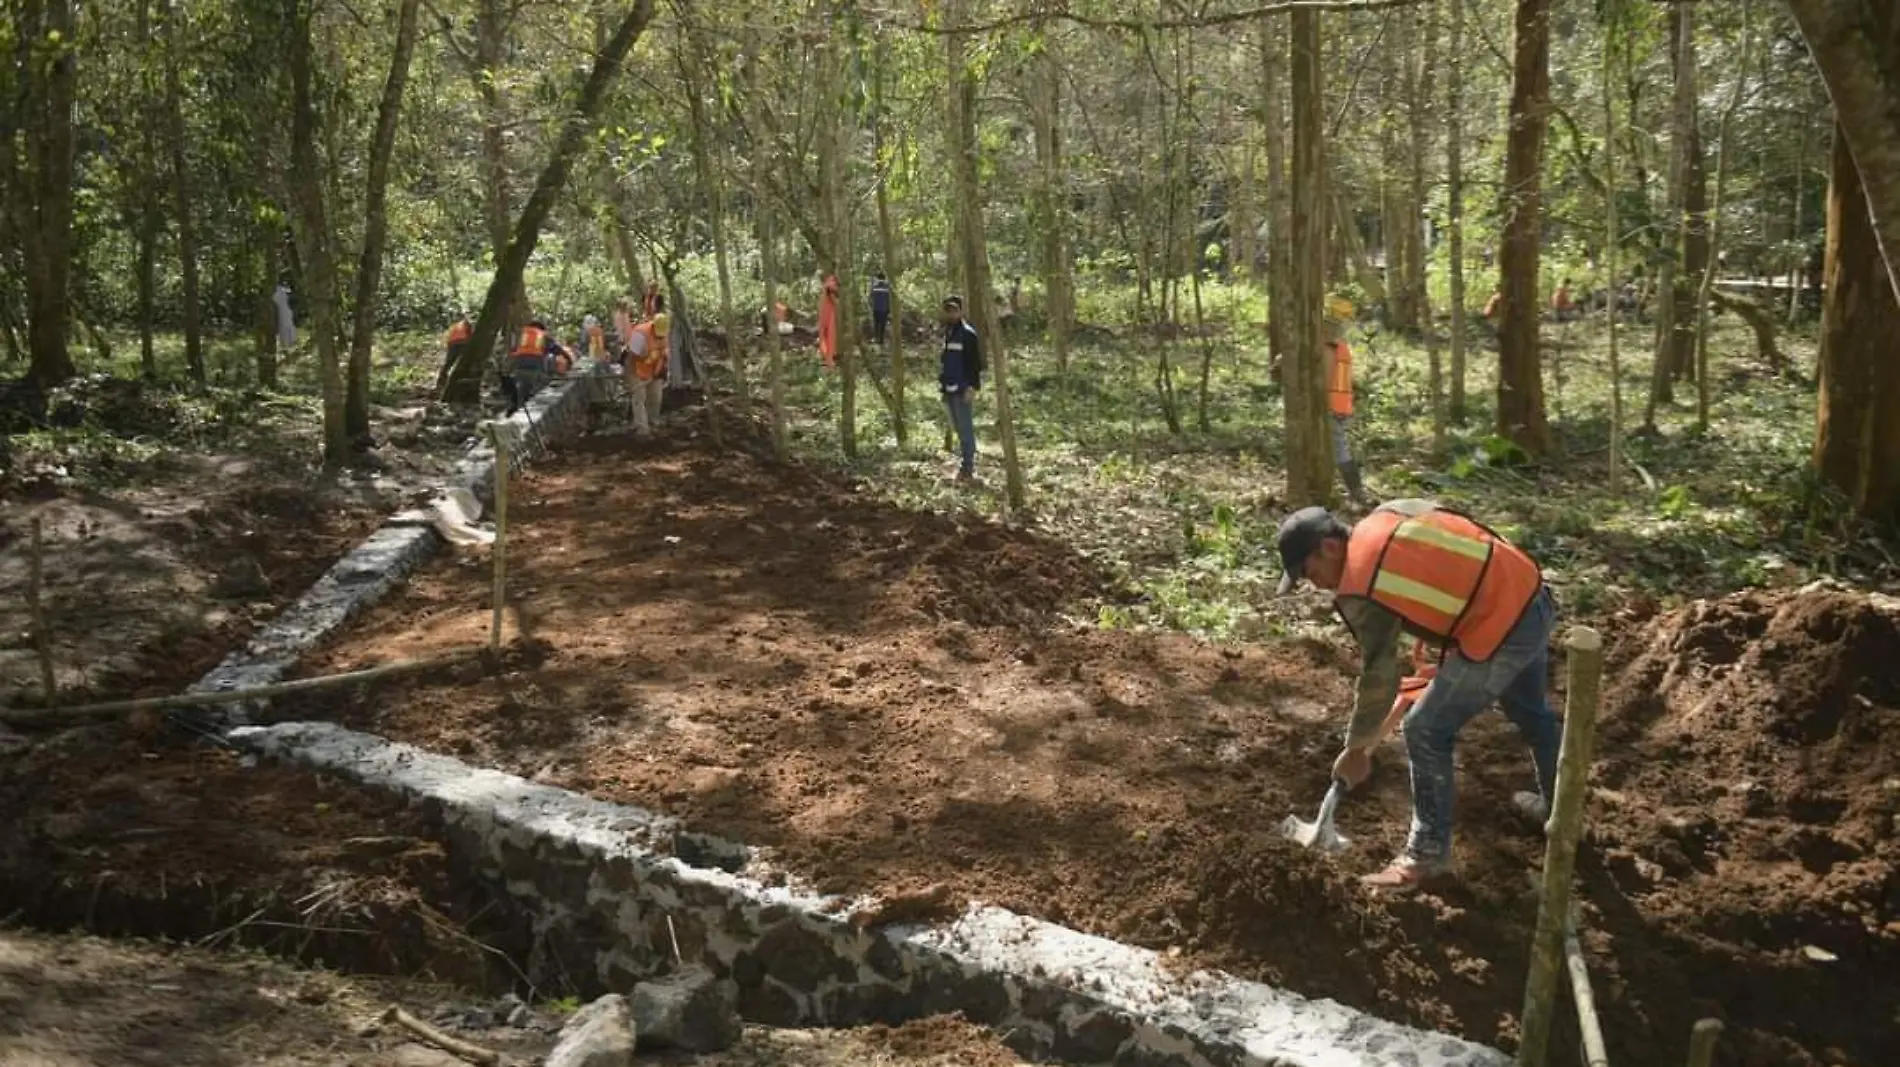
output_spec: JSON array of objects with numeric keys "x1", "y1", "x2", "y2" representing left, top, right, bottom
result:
[
  {"x1": 383, "y1": 1006, "x2": 503, "y2": 1066},
  {"x1": 0, "y1": 648, "x2": 487, "y2": 728}
]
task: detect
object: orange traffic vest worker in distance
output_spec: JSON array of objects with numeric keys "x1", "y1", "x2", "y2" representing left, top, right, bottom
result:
[
  {"x1": 1321, "y1": 310, "x2": 1365, "y2": 505},
  {"x1": 1273, "y1": 499, "x2": 1561, "y2": 894},
  {"x1": 445, "y1": 315, "x2": 473, "y2": 350}
]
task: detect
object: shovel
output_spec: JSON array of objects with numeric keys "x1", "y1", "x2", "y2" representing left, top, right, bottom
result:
[
  {"x1": 1281, "y1": 778, "x2": 1354, "y2": 852},
  {"x1": 1280, "y1": 664, "x2": 1435, "y2": 853}
]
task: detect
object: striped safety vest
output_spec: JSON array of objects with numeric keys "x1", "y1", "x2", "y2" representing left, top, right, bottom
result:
[
  {"x1": 512, "y1": 325, "x2": 547, "y2": 360},
  {"x1": 1327, "y1": 341, "x2": 1353, "y2": 416},
  {"x1": 1337, "y1": 505, "x2": 1542, "y2": 663}
]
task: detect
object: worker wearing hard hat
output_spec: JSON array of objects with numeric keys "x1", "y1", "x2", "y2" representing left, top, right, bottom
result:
[{"x1": 1323, "y1": 296, "x2": 1367, "y2": 506}]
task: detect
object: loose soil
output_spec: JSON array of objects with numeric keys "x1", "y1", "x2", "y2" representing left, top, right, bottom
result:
[
  {"x1": 0, "y1": 724, "x2": 530, "y2": 992},
  {"x1": 0, "y1": 928, "x2": 1025, "y2": 1067},
  {"x1": 272, "y1": 424, "x2": 1895, "y2": 1067},
  {"x1": 0, "y1": 396, "x2": 489, "y2": 709}
]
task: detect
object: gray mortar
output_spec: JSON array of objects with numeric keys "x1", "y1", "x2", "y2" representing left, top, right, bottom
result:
[
  {"x1": 231, "y1": 721, "x2": 1509, "y2": 1067},
  {"x1": 187, "y1": 378, "x2": 597, "y2": 725},
  {"x1": 185, "y1": 373, "x2": 1509, "y2": 1066}
]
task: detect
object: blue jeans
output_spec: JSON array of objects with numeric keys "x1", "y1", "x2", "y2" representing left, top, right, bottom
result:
[
  {"x1": 944, "y1": 389, "x2": 976, "y2": 475},
  {"x1": 1401, "y1": 586, "x2": 1561, "y2": 865}
]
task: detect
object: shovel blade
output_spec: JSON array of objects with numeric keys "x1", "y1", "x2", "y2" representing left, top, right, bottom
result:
[{"x1": 1279, "y1": 812, "x2": 1352, "y2": 853}]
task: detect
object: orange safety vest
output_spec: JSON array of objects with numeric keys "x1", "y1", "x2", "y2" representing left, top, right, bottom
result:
[
  {"x1": 512, "y1": 325, "x2": 547, "y2": 359},
  {"x1": 1337, "y1": 506, "x2": 1542, "y2": 663},
  {"x1": 630, "y1": 322, "x2": 665, "y2": 381},
  {"x1": 446, "y1": 320, "x2": 472, "y2": 347},
  {"x1": 1326, "y1": 341, "x2": 1353, "y2": 416}
]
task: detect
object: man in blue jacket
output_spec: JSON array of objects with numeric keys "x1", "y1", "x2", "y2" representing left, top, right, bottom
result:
[
  {"x1": 939, "y1": 295, "x2": 982, "y2": 483},
  {"x1": 870, "y1": 272, "x2": 893, "y2": 344}
]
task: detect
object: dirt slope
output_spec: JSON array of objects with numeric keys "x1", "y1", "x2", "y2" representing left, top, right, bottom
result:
[{"x1": 271, "y1": 429, "x2": 1894, "y2": 1066}]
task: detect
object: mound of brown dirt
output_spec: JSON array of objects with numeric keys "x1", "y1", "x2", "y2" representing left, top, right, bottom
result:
[
  {"x1": 277, "y1": 432, "x2": 1896, "y2": 1067},
  {"x1": 0, "y1": 726, "x2": 525, "y2": 990},
  {"x1": 1585, "y1": 586, "x2": 1900, "y2": 1064}
]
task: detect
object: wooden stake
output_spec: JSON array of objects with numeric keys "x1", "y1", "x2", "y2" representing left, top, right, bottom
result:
[
  {"x1": 28, "y1": 516, "x2": 56, "y2": 708},
  {"x1": 1684, "y1": 1018, "x2": 1723, "y2": 1067},
  {"x1": 0, "y1": 648, "x2": 485, "y2": 727},
  {"x1": 1564, "y1": 902, "x2": 1609, "y2": 1067},
  {"x1": 488, "y1": 424, "x2": 510, "y2": 650},
  {"x1": 382, "y1": 1005, "x2": 502, "y2": 1066},
  {"x1": 1516, "y1": 625, "x2": 1604, "y2": 1067}
]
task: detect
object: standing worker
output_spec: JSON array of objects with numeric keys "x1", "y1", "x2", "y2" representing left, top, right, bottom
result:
[
  {"x1": 1323, "y1": 296, "x2": 1368, "y2": 506},
  {"x1": 626, "y1": 308, "x2": 665, "y2": 437},
  {"x1": 818, "y1": 274, "x2": 840, "y2": 369},
  {"x1": 939, "y1": 295, "x2": 982, "y2": 484},
  {"x1": 1273, "y1": 500, "x2": 1561, "y2": 892},
  {"x1": 870, "y1": 271, "x2": 893, "y2": 345}
]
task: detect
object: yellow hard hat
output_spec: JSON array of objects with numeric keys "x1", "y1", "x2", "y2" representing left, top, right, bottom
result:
[{"x1": 1325, "y1": 294, "x2": 1355, "y2": 322}]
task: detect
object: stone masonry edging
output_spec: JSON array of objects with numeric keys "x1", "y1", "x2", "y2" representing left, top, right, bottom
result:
[
  {"x1": 230, "y1": 720, "x2": 1509, "y2": 1067},
  {"x1": 187, "y1": 378, "x2": 595, "y2": 724}
]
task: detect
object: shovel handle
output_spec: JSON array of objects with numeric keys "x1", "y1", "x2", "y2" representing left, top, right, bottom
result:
[{"x1": 1315, "y1": 778, "x2": 1348, "y2": 825}]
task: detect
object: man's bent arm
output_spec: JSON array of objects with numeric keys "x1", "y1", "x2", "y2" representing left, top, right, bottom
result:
[{"x1": 1339, "y1": 597, "x2": 1402, "y2": 747}]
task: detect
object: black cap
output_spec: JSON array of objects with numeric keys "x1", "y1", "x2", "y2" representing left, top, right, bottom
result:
[
  {"x1": 1274, "y1": 506, "x2": 1345, "y2": 595},
  {"x1": 942, "y1": 295, "x2": 963, "y2": 309}
]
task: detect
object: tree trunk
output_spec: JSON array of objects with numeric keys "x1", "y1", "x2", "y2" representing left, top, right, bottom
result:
[
  {"x1": 1029, "y1": 32, "x2": 1073, "y2": 377},
  {"x1": 1496, "y1": 0, "x2": 1552, "y2": 456},
  {"x1": 17, "y1": 0, "x2": 79, "y2": 390},
  {"x1": 1260, "y1": 18, "x2": 1292, "y2": 374},
  {"x1": 163, "y1": 0, "x2": 204, "y2": 386},
  {"x1": 946, "y1": 0, "x2": 1025, "y2": 509},
  {"x1": 676, "y1": 8, "x2": 742, "y2": 410},
  {"x1": 826, "y1": 4, "x2": 859, "y2": 460},
  {"x1": 873, "y1": 32, "x2": 906, "y2": 446},
  {"x1": 472, "y1": 0, "x2": 527, "y2": 328},
  {"x1": 1447, "y1": 0, "x2": 1468, "y2": 423},
  {"x1": 444, "y1": 1, "x2": 658, "y2": 403},
  {"x1": 1647, "y1": 5, "x2": 1694, "y2": 423},
  {"x1": 753, "y1": 66, "x2": 789, "y2": 460},
  {"x1": 1814, "y1": 125, "x2": 1900, "y2": 523},
  {"x1": 1786, "y1": 0, "x2": 1900, "y2": 308},
  {"x1": 285, "y1": 0, "x2": 348, "y2": 465},
  {"x1": 1693, "y1": 0, "x2": 1753, "y2": 433},
  {"x1": 137, "y1": 188, "x2": 159, "y2": 380},
  {"x1": 1285, "y1": 8, "x2": 1333, "y2": 504},
  {"x1": 345, "y1": 0, "x2": 422, "y2": 442},
  {"x1": 1603, "y1": 11, "x2": 1623, "y2": 494},
  {"x1": 1668, "y1": 11, "x2": 1708, "y2": 384}
]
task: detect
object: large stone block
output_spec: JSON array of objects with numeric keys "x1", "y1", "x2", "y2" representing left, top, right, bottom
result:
[
  {"x1": 630, "y1": 965, "x2": 741, "y2": 1053},
  {"x1": 546, "y1": 994, "x2": 635, "y2": 1067}
]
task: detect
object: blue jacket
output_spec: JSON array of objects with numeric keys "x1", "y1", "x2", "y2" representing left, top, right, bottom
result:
[
  {"x1": 940, "y1": 320, "x2": 982, "y2": 392},
  {"x1": 870, "y1": 278, "x2": 892, "y2": 316}
]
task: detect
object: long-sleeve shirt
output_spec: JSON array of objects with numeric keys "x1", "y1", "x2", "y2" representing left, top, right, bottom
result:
[
  {"x1": 870, "y1": 279, "x2": 892, "y2": 316},
  {"x1": 1335, "y1": 498, "x2": 1447, "y2": 747},
  {"x1": 940, "y1": 320, "x2": 982, "y2": 392}
]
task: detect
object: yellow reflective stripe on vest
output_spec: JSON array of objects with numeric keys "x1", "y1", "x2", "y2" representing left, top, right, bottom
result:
[
  {"x1": 1393, "y1": 518, "x2": 1491, "y2": 561},
  {"x1": 1372, "y1": 570, "x2": 1468, "y2": 616}
]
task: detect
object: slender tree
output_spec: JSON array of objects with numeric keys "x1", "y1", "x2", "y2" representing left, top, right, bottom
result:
[
  {"x1": 1284, "y1": 7, "x2": 1333, "y2": 503},
  {"x1": 1495, "y1": 0, "x2": 1553, "y2": 456}
]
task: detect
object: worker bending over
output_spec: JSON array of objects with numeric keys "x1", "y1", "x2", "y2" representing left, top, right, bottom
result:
[
  {"x1": 504, "y1": 319, "x2": 566, "y2": 413},
  {"x1": 1274, "y1": 499, "x2": 1560, "y2": 892}
]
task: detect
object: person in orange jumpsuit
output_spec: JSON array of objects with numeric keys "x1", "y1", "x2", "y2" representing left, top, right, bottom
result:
[{"x1": 817, "y1": 274, "x2": 840, "y2": 368}]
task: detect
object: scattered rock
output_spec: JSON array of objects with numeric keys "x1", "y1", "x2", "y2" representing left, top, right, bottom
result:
[
  {"x1": 546, "y1": 994, "x2": 635, "y2": 1067},
  {"x1": 630, "y1": 966, "x2": 740, "y2": 1053}
]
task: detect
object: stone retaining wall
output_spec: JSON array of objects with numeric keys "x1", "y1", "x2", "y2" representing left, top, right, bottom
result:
[
  {"x1": 232, "y1": 721, "x2": 1509, "y2": 1067},
  {"x1": 188, "y1": 379, "x2": 595, "y2": 723}
]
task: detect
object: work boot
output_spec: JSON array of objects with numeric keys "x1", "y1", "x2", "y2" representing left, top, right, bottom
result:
[{"x1": 1340, "y1": 460, "x2": 1368, "y2": 506}]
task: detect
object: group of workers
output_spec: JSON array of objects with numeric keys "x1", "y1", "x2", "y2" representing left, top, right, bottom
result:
[{"x1": 442, "y1": 281, "x2": 674, "y2": 435}]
